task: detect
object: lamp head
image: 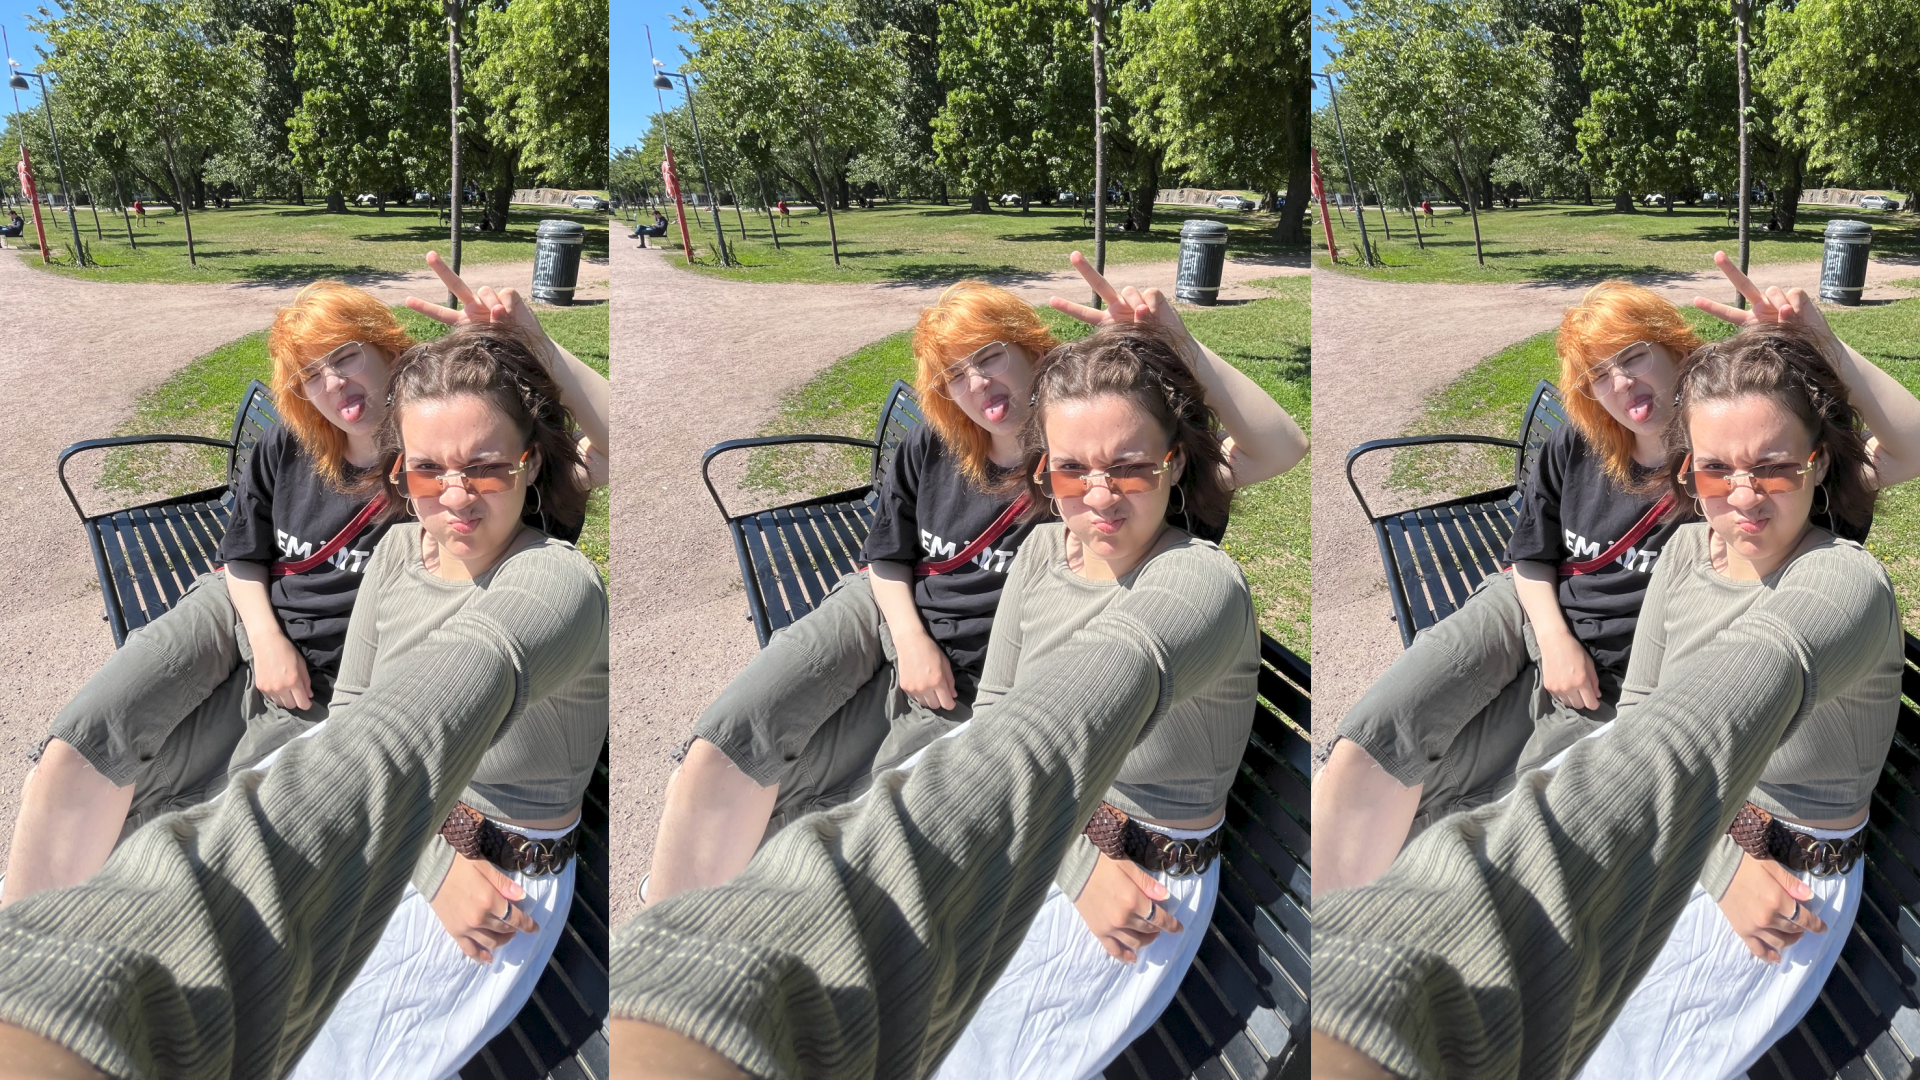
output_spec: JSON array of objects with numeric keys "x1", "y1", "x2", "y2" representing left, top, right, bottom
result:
[
  {"x1": 7, "y1": 73, "x2": 26, "y2": 91},
  {"x1": 652, "y1": 74, "x2": 673, "y2": 90}
]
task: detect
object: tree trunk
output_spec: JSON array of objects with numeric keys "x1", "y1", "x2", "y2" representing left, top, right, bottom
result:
[
  {"x1": 447, "y1": 0, "x2": 464, "y2": 285},
  {"x1": 1771, "y1": 150, "x2": 1805, "y2": 232},
  {"x1": 1736, "y1": 0, "x2": 1752, "y2": 283},
  {"x1": 1127, "y1": 152, "x2": 1158, "y2": 233},
  {"x1": 112, "y1": 171, "x2": 135, "y2": 250},
  {"x1": 326, "y1": 190, "x2": 347, "y2": 213},
  {"x1": 1091, "y1": 0, "x2": 1108, "y2": 292},
  {"x1": 1479, "y1": 170, "x2": 1493, "y2": 211},
  {"x1": 807, "y1": 131, "x2": 841, "y2": 265},
  {"x1": 969, "y1": 190, "x2": 989, "y2": 212},
  {"x1": 1579, "y1": 177, "x2": 1593, "y2": 205},
  {"x1": 936, "y1": 176, "x2": 948, "y2": 205},
  {"x1": 376, "y1": 192, "x2": 387, "y2": 213},
  {"x1": 293, "y1": 177, "x2": 304, "y2": 205},
  {"x1": 1613, "y1": 189, "x2": 1637, "y2": 213},
  {"x1": 1451, "y1": 132, "x2": 1485, "y2": 265},
  {"x1": 836, "y1": 168, "x2": 850, "y2": 211},
  {"x1": 161, "y1": 132, "x2": 197, "y2": 266}
]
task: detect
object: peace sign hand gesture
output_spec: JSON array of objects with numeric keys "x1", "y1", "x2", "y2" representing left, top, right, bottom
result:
[
  {"x1": 405, "y1": 251, "x2": 558, "y2": 368},
  {"x1": 1048, "y1": 251, "x2": 1197, "y2": 353},
  {"x1": 1692, "y1": 250, "x2": 1838, "y2": 346}
]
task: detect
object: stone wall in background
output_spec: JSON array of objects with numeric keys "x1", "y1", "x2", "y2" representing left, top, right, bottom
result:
[{"x1": 512, "y1": 187, "x2": 602, "y2": 206}]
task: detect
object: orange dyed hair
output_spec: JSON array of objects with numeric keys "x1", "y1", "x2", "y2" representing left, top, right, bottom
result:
[
  {"x1": 266, "y1": 282, "x2": 416, "y2": 489},
  {"x1": 1555, "y1": 281, "x2": 1705, "y2": 485},
  {"x1": 911, "y1": 280, "x2": 1061, "y2": 486}
]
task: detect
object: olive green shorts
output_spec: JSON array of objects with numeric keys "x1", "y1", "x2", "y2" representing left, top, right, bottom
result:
[
  {"x1": 1334, "y1": 571, "x2": 1618, "y2": 834},
  {"x1": 688, "y1": 571, "x2": 972, "y2": 838},
  {"x1": 45, "y1": 572, "x2": 329, "y2": 838}
]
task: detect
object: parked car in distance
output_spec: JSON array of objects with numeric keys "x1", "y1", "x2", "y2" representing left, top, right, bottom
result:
[
  {"x1": 571, "y1": 194, "x2": 611, "y2": 211},
  {"x1": 413, "y1": 190, "x2": 432, "y2": 204},
  {"x1": 1860, "y1": 194, "x2": 1900, "y2": 211},
  {"x1": 1700, "y1": 190, "x2": 1720, "y2": 206},
  {"x1": 999, "y1": 193, "x2": 1024, "y2": 206},
  {"x1": 1643, "y1": 193, "x2": 1667, "y2": 207},
  {"x1": 1214, "y1": 194, "x2": 1256, "y2": 211}
]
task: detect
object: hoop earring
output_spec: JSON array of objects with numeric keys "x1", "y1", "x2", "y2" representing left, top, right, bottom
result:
[
  {"x1": 1169, "y1": 482, "x2": 1187, "y2": 519},
  {"x1": 1812, "y1": 482, "x2": 1830, "y2": 518},
  {"x1": 527, "y1": 484, "x2": 544, "y2": 518},
  {"x1": 404, "y1": 495, "x2": 420, "y2": 519}
]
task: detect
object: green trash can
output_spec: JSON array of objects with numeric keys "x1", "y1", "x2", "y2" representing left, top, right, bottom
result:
[
  {"x1": 1818, "y1": 219, "x2": 1872, "y2": 307},
  {"x1": 1175, "y1": 219, "x2": 1229, "y2": 306},
  {"x1": 533, "y1": 219, "x2": 585, "y2": 306}
]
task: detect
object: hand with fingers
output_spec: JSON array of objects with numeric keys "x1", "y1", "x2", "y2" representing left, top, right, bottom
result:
[
  {"x1": 1049, "y1": 250, "x2": 1198, "y2": 352},
  {"x1": 252, "y1": 633, "x2": 314, "y2": 712},
  {"x1": 1072, "y1": 850, "x2": 1183, "y2": 963},
  {"x1": 429, "y1": 852, "x2": 540, "y2": 964},
  {"x1": 1717, "y1": 850, "x2": 1826, "y2": 963},
  {"x1": 895, "y1": 632, "x2": 958, "y2": 712},
  {"x1": 406, "y1": 251, "x2": 558, "y2": 367},
  {"x1": 1693, "y1": 251, "x2": 1839, "y2": 345}
]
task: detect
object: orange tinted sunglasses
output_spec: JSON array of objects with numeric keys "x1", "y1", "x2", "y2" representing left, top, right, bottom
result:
[{"x1": 390, "y1": 450, "x2": 532, "y2": 498}]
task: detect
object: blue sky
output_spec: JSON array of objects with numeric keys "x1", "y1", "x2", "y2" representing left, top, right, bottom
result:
[
  {"x1": 1, "y1": 8, "x2": 52, "y2": 123},
  {"x1": 613, "y1": 0, "x2": 694, "y2": 153},
  {"x1": 1312, "y1": 0, "x2": 1349, "y2": 108}
]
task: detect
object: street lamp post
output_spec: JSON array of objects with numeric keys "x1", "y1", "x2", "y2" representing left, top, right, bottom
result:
[
  {"x1": 7, "y1": 66, "x2": 86, "y2": 267},
  {"x1": 653, "y1": 68, "x2": 730, "y2": 268},
  {"x1": 1310, "y1": 70, "x2": 1373, "y2": 268}
]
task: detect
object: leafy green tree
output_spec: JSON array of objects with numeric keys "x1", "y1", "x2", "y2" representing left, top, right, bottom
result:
[
  {"x1": 848, "y1": 0, "x2": 949, "y2": 201},
  {"x1": 681, "y1": 0, "x2": 906, "y2": 264},
  {"x1": 471, "y1": 0, "x2": 609, "y2": 187},
  {"x1": 289, "y1": 0, "x2": 447, "y2": 212},
  {"x1": 1333, "y1": 0, "x2": 1550, "y2": 264},
  {"x1": 1490, "y1": 0, "x2": 1592, "y2": 201},
  {"x1": 1576, "y1": 0, "x2": 1736, "y2": 213},
  {"x1": 36, "y1": 0, "x2": 261, "y2": 263},
  {"x1": 1764, "y1": 0, "x2": 1920, "y2": 205},
  {"x1": 1114, "y1": 0, "x2": 1309, "y2": 243},
  {"x1": 933, "y1": 0, "x2": 1092, "y2": 213}
]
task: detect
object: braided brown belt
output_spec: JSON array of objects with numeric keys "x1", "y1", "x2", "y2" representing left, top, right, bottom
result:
[
  {"x1": 1727, "y1": 801, "x2": 1865, "y2": 877},
  {"x1": 438, "y1": 803, "x2": 580, "y2": 877},
  {"x1": 1083, "y1": 802, "x2": 1222, "y2": 877}
]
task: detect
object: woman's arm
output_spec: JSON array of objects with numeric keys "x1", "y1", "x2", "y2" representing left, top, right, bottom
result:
[
  {"x1": 1048, "y1": 252, "x2": 1307, "y2": 488},
  {"x1": 868, "y1": 560, "x2": 956, "y2": 712},
  {"x1": 224, "y1": 561, "x2": 313, "y2": 712},
  {"x1": 1694, "y1": 251, "x2": 1920, "y2": 488}
]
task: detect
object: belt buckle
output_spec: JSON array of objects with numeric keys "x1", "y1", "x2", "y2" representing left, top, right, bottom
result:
[
  {"x1": 1805, "y1": 838, "x2": 1854, "y2": 877},
  {"x1": 1162, "y1": 838, "x2": 1202, "y2": 877}
]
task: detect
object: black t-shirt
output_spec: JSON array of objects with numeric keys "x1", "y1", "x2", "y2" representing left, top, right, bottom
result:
[
  {"x1": 1505, "y1": 424, "x2": 1695, "y2": 686},
  {"x1": 218, "y1": 425, "x2": 395, "y2": 678},
  {"x1": 861, "y1": 425, "x2": 1041, "y2": 680}
]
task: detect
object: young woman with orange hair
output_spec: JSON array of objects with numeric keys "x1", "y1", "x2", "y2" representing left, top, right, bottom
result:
[
  {"x1": 2, "y1": 258, "x2": 609, "y2": 907},
  {"x1": 1313, "y1": 263, "x2": 1920, "y2": 898},
  {"x1": 645, "y1": 255, "x2": 1304, "y2": 904}
]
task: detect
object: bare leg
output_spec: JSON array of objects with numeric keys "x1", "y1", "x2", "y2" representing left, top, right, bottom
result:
[
  {"x1": 1, "y1": 739, "x2": 134, "y2": 906},
  {"x1": 1310, "y1": 739, "x2": 1423, "y2": 897},
  {"x1": 646, "y1": 738, "x2": 781, "y2": 904}
]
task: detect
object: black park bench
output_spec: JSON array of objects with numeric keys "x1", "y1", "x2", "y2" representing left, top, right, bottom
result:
[
  {"x1": 703, "y1": 380, "x2": 1311, "y2": 1080},
  {"x1": 56, "y1": 381, "x2": 611, "y2": 1080},
  {"x1": 1346, "y1": 379, "x2": 1920, "y2": 1080}
]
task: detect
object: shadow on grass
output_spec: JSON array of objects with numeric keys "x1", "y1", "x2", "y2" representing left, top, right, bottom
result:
[
  {"x1": 869, "y1": 264, "x2": 1055, "y2": 287},
  {"x1": 1514, "y1": 263, "x2": 1704, "y2": 286},
  {"x1": 224, "y1": 265, "x2": 416, "y2": 287}
]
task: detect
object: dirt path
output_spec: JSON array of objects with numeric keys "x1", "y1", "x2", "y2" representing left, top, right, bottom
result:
[
  {"x1": 0, "y1": 251, "x2": 598, "y2": 861},
  {"x1": 1309, "y1": 254, "x2": 1920, "y2": 764},
  {"x1": 611, "y1": 242, "x2": 1302, "y2": 925}
]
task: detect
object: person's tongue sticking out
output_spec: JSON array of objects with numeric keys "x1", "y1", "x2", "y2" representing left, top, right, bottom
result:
[{"x1": 939, "y1": 340, "x2": 1038, "y2": 468}]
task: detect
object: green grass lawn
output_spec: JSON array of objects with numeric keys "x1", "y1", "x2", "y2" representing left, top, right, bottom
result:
[
  {"x1": 10, "y1": 202, "x2": 611, "y2": 285},
  {"x1": 1385, "y1": 297, "x2": 1920, "y2": 631},
  {"x1": 92, "y1": 302, "x2": 611, "y2": 576},
  {"x1": 1315, "y1": 201, "x2": 1920, "y2": 285},
  {"x1": 652, "y1": 201, "x2": 1290, "y2": 286},
  {"x1": 731, "y1": 277, "x2": 1311, "y2": 653}
]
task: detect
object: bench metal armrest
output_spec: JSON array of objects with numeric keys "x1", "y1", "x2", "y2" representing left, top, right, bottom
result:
[
  {"x1": 1344, "y1": 434, "x2": 1522, "y2": 523},
  {"x1": 700, "y1": 434, "x2": 879, "y2": 522},
  {"x1": 57, "y1": 434, "x2": 234, "y2": 524}
]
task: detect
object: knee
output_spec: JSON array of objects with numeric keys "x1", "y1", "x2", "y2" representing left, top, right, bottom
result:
[
  {"x1": 679, "y1": 737, "x2": 744, "y2": 779},
  {"x1": 32, "y1": 738, "x2": 102, "y2": 782}
]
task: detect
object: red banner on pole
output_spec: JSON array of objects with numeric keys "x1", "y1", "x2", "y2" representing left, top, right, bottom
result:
[
  {"x1": 17, "y1": 146, "x2": 50, "y2": 264},
  {"x1": 662, "y1": 144, "x2": 694, "y2": 264},
  {"x1": 1310, "y1": 147, "x2": 1337, "y2": 265}
]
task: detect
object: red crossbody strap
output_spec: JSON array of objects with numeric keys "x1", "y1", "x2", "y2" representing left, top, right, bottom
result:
[
  {"x1": 915, "y1": 492, "x2": 1034, "y2": 577},
  {"x1": 271, "y1": 494, "x2": 389, "y2": 577},
  {"x1": 1560, "y1": 492, "x2": 1676, "y2": 577}
]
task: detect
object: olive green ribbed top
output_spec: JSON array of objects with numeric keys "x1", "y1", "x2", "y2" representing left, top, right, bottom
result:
[
  {"x1": 0, "y1": 537, "x2": 607, "y2": 1080},
  {"x1": 1313, "y1": 527, "x2": 1899, "y2": 1080}
]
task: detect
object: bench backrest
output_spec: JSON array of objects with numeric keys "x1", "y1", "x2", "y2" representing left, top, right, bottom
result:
[
  {"x1": 228, "y1": 380, "x2": 281, "y2": 493},
  {"x1": 1514, "y1": 380, "x2": 1569, "y2": 491},
  {"x1": 869, "y1": 380, "x2": 925, "y2": 491}
]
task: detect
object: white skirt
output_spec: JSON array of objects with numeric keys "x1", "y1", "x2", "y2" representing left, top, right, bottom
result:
[
  {"x1": 246, "y1": 723, "x2": 576, "y2": 1080},
  {"x1": 931, "y1": 819, "x2": 1222, "y2": 1080},
  {"x1": 1575, "y1": 818, "x2": 1863, "y2": 1080},
  {"x1": 288, "y1": 819, "x2": 578, "y2": 1080}
]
